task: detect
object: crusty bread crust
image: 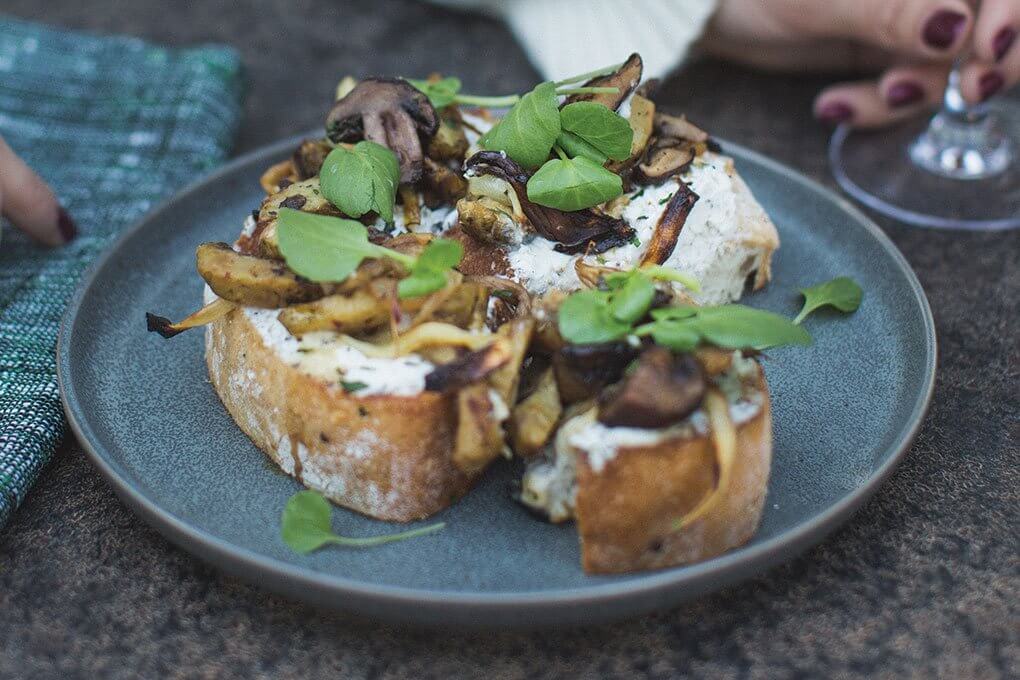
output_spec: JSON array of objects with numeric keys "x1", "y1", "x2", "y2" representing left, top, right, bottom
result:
[
  {"x1": 205, "y1": 307, "x2": 476, "y2": 521},
  {"x1": 574, "y1": 367, "x2": 771, "y2": 574}
]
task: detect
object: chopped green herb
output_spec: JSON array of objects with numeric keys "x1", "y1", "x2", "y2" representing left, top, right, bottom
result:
[
  {"x1": 636, "y1": 215, "x2": 648, "y2": 220},
  {"x1": 632, "y1": 188, "x2": 645, "y2": 199},
  {"x1": 658, "y1": 195, "x2": 671, "y2": 205},
  {"x1": 629, "y1": 235, "x2": 642, "y2": 247},
  {"x1": 340, "y1": 380, "x2": 369, "y2": 393},
  {"x1": 281, "y1": 490, "x2": 444, "y2": 554}
]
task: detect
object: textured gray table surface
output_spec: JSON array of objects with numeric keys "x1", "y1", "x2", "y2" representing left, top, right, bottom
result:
[{"x1": 1, "y1": 2, "x2": 1017, "y2": 678}]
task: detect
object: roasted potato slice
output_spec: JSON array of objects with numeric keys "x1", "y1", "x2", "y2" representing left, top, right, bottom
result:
[
  {"x1": 510, "y1": 368, "x2": 562, "y2": 458},
  {"x1": 196, "y1": 243, "x2": 323, "y2": 308}
]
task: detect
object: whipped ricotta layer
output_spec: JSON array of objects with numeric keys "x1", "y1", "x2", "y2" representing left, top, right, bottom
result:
[
  {"x1": 505, "y1": 154, "x2": 762, "y2": 303},
  {"x1": 243, "y1": 307, "x2": 434, "y2": 396}
]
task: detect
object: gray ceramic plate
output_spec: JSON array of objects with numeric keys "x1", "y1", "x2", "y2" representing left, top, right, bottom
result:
[{"x1": 58, "y1": 135, "x2": 936, "y2": 628}]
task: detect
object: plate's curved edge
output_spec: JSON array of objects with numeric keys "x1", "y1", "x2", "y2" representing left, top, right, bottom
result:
[{"x1": 56, "y1": 135, "x2": 937, "y2": 628}]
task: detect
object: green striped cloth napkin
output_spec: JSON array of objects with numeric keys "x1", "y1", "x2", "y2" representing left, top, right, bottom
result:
[{"x1": 0, "y1": 15, "x2": 244, "y2": 527}]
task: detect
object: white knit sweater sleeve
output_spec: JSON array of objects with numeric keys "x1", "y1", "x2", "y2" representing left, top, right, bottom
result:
[{"x1": 430, "y1": 0, "x2": 720, "y2": 80}]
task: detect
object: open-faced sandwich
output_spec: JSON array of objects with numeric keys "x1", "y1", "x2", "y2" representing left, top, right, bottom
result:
[{"x1": 148, "y1": 55, "x2": 837, "y2": 574}]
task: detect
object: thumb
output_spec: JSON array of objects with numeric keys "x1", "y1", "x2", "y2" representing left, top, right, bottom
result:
[{"x1": 814, "y1": 0, "x2": 973, "y2": 60}]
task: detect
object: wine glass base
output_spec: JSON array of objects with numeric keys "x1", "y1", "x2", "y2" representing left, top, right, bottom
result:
[{"x1": 829, "y1": 104, "x2": 1020, "y2": 231}]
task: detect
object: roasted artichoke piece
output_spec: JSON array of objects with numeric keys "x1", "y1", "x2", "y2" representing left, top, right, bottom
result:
[
  {"x1": 453, "y1": 383, "x2": 507, "y2": 475},
  {"x1": 196, "y1": 242, "x2": 324, "y2": 308},
  {"x1": 292, "y1": 138, "x2": 334, "y2": 179},
  {"x1": 278, "y1": 287, "x2": 426, "y2": 336},
  {"x1": 422, "y1": 157, "x2": 468, "y2": 206},
  {"x1": 608, "y1": 93, "x2": 655, "y2": 174},
  {"x1": 254, "y1": 178, "x2": 341, "y2": 259},
  {"x1": 455, "y1": 197, "x2": 521, "y2": 246},
  {"x1": 260, "y1": 159, "x2": 298, "y2": 194},
  {"x1": 427, "y1": 109, "x2": 469, "y2": 162},
  {"x1": 510, "y1": 367, "x2": 562, "y2": 458}
]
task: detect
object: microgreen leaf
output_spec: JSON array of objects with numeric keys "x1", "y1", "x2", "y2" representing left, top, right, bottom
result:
[
  {"x1": 687, "y1": 305, "x2": 812, "y2": 349},
  {"x1": 555, "y1": 130, "x2": 608, "y2": 163},
  {"x1": 607, "y1": 272, "x2": 655, "y2": 323},
  {"x1": 650, "y1": 306, "x2": 698, "y2": 321},
  {"x1": 407, "y1": 76, "x2": 461, "y2": 108},
  {"x1": 397, "y1": 238, "x2": 464, "y2": 299},
  {"x1": 559, "y1": 101, "x2": 633, "y2": 161},
  {"x1": 650, "y1": 321, "x2": 700, "y2": 352},
  {"x1": 526, "y1": 156, "x2": 623, "y2": 211},
  {"x1": 794, "y1": 276, "x2": 863, "y2": 324},
  {"x1": 281, "y1": 490, "x2": 445, "y2": 554},
  {"x1": 320, "y1": 141, "x2": 399, "y2": 223},
  {"x1": 557, "y1": 289, "x2": 632, "y2": 344},
  {"x1": 479, "y1": 81, "x2": 561, "y2": 168},
  {"x1": 277, "y1": 209, "x2": 409, "y2": 282}
]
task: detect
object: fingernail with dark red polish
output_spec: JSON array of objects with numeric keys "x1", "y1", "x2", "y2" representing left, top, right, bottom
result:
[
  {"x1": 817, "y1": 102, "x2": 854, "y2": 125},
  {"x1": 923, "y1": 10, "x2": 967, "y2": 50},
  {"x1": 887, "y1": 82, "x2": 925, "y2": 108},
  {"x1": 993, "y1": 27, "x2": 1016, "y2": 62},
  {"x1": 57, "y1": 207, "x2": 77, "y2": 243},
  {"x1": 979, "y1": 71, "x2": 1005, "y2": 102}
]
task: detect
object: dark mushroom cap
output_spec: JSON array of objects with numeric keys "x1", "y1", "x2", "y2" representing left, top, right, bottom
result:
[
  {"x1": 597, "y1": 346, "x2": 706, "y2": 428},
  {"x1": 563, "y1": 53, "x2": 644, "y2": 112},
  {"x1": 325, "y1": 77, "x2": 440, "y2": 183},
  {"x1": 552, "y1": 341, "x2": 639, "y2": 403},
  {"x1": 464, "y1": 151, "x2": 635, "y2": 254}
]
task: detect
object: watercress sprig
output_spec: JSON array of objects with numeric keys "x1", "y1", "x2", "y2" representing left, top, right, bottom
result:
[
  {"x1": 794, "y1": 276, "x2": 863, "y2": 324},
  {"x1": 276, "y1": 209, "x2": 462, "y2": 299},
  {"x1": 319, "y1": 141, "x2": 400, "y2": 224},
  {"x1": 281, "y1": 490, "x2": 444, "y2": 554},
  {"x1": 526, "y1": 150, "x2": 623, "y2": 211},
  {"x1": 556, "y1": 266, "x2": 812, "y2": 352}
]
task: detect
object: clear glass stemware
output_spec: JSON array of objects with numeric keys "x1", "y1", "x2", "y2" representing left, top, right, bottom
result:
[{"x1": 829, "y1": 61, "x2": 1020, "y2": 231}]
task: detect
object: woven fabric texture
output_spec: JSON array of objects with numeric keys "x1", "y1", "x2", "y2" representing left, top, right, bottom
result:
[{"x1": 0, "y1": 15, "x2": 243, "y2": 527}]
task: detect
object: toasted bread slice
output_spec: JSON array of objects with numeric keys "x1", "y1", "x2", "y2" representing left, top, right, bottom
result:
[
  {"x1": 523, "y1": 360, "x2": 770, "y2": 574},
  {"x1": 205, "y1": 306, "x2": 476, "y2": 521}
]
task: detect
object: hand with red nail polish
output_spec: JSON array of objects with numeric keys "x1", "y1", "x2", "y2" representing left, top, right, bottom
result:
[
  {"x1": 703, "y1": 0, "x2": 1019, "y2": 129},
  {"x1": 0, "y1": 134, "x2": 75, "y2": 247}
]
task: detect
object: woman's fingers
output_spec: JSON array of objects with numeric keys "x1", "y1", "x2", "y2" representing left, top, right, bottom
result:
[
  {"x1": 817, "y1": 0, "x2": 973, "y2": 60},
  {"x1": 958, "y1": 0, "x2": 1020, "y2": 105},
  {"x1": 0, "y1": 135, "x2": 75, "y2": 246},
  {"x1": 814, "y1": 64, "x2": 948, "y2": 128}
]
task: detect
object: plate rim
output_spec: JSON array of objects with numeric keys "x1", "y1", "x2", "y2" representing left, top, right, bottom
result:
[{"x1": 57, "y1": 134, "x2": 937, "y2": 626}]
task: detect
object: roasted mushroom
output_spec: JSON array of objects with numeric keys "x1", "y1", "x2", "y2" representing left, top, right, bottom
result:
[
  {"x1": 427, "y1": 108, "x2": 470, "y2": 162},
  {"x1": 596, "y1": 347, "x2": 706, "y2": 428},
  {"x1": 422, "y1": 157, "x2": 468, "y2": 205},
  {"x1": 552, "y1": 342, "x2": 640, "y2": 403},
  {"x1": 653, "y1": 112, "x2": 709, "y2": 144},
  {"x1": 464, "y1": 152, "x2": 635, "y2": 254},
  {"x1": 607, "y1": 93, "x2": 655, "y2": 174},
  {"x1": 635, "y1": 141, "x2": 697, "y2": 184},
  {"x1": 424, "y1": 338, "x2": 514, "y2": 393},
  {"x1": 325, "y1": 77, "x2": 440, "y2": 183},
  {"x1": 639, "y1": 181, "x2": 699, "y2": 266},
  {"x1": 563, "y1": 53, "x2": 643, "y2": 112}
]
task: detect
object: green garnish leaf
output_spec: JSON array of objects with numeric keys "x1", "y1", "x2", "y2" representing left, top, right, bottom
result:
[
  {"x1": 557, "y1": 289, "x2": 632, "y2": 344},
  {"x1": 687, "y1": 305, "x2": 812, "y2": 349},
  {"x1": 319, "y1": 141, "x2": 399, "y2": 223},
  {"x1": 340, "y1": 380, "x2": 368, "y2": 393},
  {"x1": 397, "y1": 238, "x2": 464, "y2": 299},
  {"x1": 794, "y1": 276, "x2": 863, "y2": 324},
  {"x1": 277, "y1": 209, "x2": 403, "y2": 282},
  {"x1": 281, "y1": 490, "x2": 445, "y2": 555},
  {"x1": 407, "y1": 76, "x2": 461, "y2": 108},
  {"x1": 555, "y1": 130, "x2": 608, "y2": 164},
  {"x1": 526, "y1": 156, "x2": 623, "y2": 211},
  {"x1": 559, "y1": 101, "x2": 633, "y2": 161},
  {"x1": 479, "y1": 81, "x2": 561, "y2": 168},
  {"x1": 557, "y1": 266, "x2": 811, "y2": 352},
  {"x1": 650, "y1": 321, "x2": 700, "y2": 352}
]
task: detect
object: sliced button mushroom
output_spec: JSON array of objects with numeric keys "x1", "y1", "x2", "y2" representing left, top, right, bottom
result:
[
  {"x1": 563, "y1": 53, "x2": 643, "y2": 112},
  {"x1": 653, "y1": 112, "x2": 709, "y2": 144},
  {"x1": 635, "y1": 141, "x2": 697, "y2": 184},
  {"x1": 325, "y1": 77, "x2": 440, "y2": 183},
  {"x1": 596, "y1": 347, "x2": 706, "y2": 428}
]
